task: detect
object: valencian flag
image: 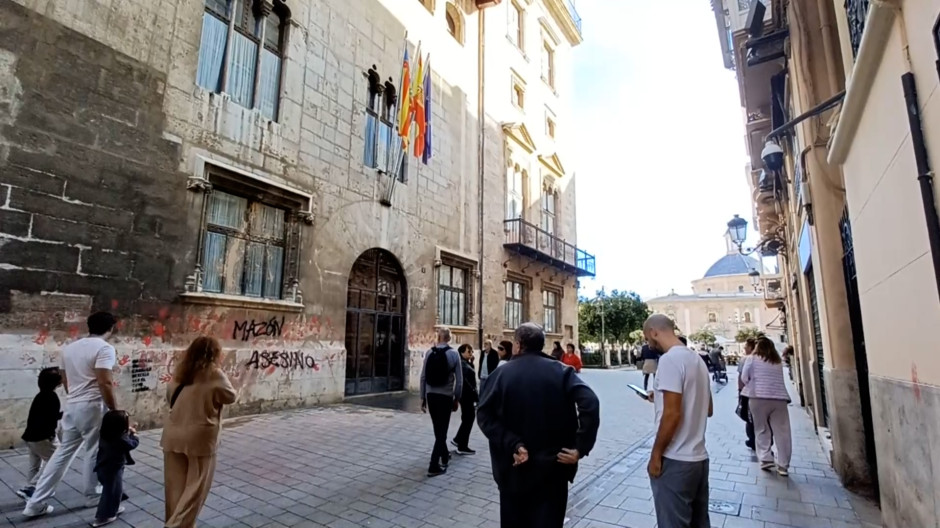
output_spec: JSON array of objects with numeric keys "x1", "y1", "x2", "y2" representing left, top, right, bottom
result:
[
  {"x1": 421, "y1": 59, "x2": 432, "y2": 164},
  {"x1": 411, "y1": 53, "x2": 426, "y2": 159},
  {"x1": 397, "y1": 44, "x2": 413, "y2": 147}
]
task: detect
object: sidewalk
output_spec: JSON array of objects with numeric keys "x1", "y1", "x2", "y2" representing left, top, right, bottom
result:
[{"x1": 566, "y1": 375, "x2": 884, "y2": 528}]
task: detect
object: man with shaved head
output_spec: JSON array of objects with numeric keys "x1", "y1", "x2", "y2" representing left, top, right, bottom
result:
[
  {"x1": 643, "y1": 314, "x2": 713, "y2": 528},
  {"x1": 477, "y1": 322, "x2": 600, "y2": 527}
]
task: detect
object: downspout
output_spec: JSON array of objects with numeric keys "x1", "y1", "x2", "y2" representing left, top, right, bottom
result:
[{"x1": 477, "y1": 8, "x2": 486, "y2": 350}]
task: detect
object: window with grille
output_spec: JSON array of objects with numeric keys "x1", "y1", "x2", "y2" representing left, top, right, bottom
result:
[
  {"x1": 505, "y1": 280, "x2": 525, "y2": 329},
  {"x1": 196, "y1": 0, "x2": 287, "y2": 121},
  {"x1": 438, "y1": 264, "x2": 468, "y2": 326},
  {"x1": 542, "y1": 289, "x2": 559, "y2": 333},
  {"x1": 202, "y1": 190, "x2": 287, "y2": 299}
]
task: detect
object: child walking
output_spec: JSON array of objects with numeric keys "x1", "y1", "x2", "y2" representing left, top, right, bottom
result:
[
  {"x1": 93, "y1": 410, "x2": 139, "y2": 527},
  {"x1": 17, "y1": 367, "x2": 63, "y2": 500}
]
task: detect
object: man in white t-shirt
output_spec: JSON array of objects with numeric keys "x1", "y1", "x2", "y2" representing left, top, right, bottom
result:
[
  {"x1": 24, "y1": 312, "x2": 119, "y2": 518},
  {"x1": 643, "y1": 314, "x2": 712, "y2": 528}
]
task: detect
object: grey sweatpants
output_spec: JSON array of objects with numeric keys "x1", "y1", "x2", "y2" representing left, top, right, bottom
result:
[{"x1": 650, "y1": 457, "x2": 710, "y2": 528}]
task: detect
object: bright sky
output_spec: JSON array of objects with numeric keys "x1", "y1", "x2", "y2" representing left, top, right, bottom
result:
[{"x1": 572, "y1": 0, "x2": 760, "y2": 301}]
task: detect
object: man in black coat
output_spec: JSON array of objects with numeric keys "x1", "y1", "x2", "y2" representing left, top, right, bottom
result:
[
  {"x1": 477, "y1": 322, "x2": 600, "y2": 528},
  {"x1": 478, "y1": 340, "x2": 500, "y2": 382},
  {"x1": 452, "y1": 344, "x2": 479, "y2": 455}
]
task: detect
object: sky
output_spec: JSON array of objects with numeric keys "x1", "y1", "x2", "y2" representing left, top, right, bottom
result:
[{"x1": 571, "y1": 0, "x2": 761, "y2": 301}]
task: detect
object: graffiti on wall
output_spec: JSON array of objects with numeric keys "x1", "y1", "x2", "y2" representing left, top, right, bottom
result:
[
  {"x1": 130, "y1": 358, "x2": 151, "y2": 393},
  {"x1": 233, "y1": 317, "x2": 284, "y2": 341},
  {"x1": 245, "y1": 350, "x2": 319, "y2": 371}
]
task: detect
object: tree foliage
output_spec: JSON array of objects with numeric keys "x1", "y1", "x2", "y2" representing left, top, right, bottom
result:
[
  {"x1": 688, "y1": 328, "x2": 717, "y2": 346},
  {"x1": 735, "y1": 327, "x2": 764, "y2": 342},
  {"x1": 628, "y1": 329, "x2": 645, "y2": 345},
  {"x1": 578, "y1": 290, "x2": 650, "y2": 345}
]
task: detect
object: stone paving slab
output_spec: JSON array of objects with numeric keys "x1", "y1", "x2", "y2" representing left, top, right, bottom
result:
[{"x1": 0, "y1": 369, "x2": 881, "y2": 528}]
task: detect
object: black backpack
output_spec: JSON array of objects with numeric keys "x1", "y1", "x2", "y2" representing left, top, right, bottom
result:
[{"x1": 425, "y1": 346, "x2": 451, "y2": 387}]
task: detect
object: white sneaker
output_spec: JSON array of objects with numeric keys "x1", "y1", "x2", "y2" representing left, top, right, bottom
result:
[
  {"x1": 92, "y1": 516, "x2": 117, "y2": 527},
  {"x1": 22, "y1": 502, "x2": 53, "y2": 517}
]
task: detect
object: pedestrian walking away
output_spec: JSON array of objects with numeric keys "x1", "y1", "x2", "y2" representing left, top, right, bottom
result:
[
  {"x1": 640, "y1": 342, "x2": 659, "y2": 391},
  {"x1": 644, "y1": 314, "x2": 713, "y2": 528},
  {"x1": 737, "y1": 338, "x2": 757, "y2": 450},
  {"x1": 17, "y1": 367, "x2": 64, "y2": 500},
  {"x1": 92, "y1": 410, "x2": 139, "y2": 527},
  {"x1": 24, "y1": 311, "x2": 119, "y2": 518},
  {"x1": 420, "y1": 327, "x2": 463, "y2": 477},
  {"x1": 740, "y1": 337, "x2": 792, "y2": 476},
  {"x1": 162, "y1": 336, "x2": 237, "y2": 528},
  {"x1": 477, "y1": 322, "x2": 600, "y2": 528},
  {"x1": 561, "y1": 343, "x2": 583, "y2": 373},
  {"x1": 452, "y1": 344, "x2": 479, "y2": 455}
]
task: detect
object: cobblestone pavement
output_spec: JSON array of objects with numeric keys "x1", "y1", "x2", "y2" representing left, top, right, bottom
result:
[{"x1": 0, "y1": 368, "x2": 881, "y2": 528}]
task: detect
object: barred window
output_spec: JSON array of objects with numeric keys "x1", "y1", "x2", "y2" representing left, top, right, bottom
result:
[{"x1": 196, "y1": 0, "x2": 288, "y2": 121}]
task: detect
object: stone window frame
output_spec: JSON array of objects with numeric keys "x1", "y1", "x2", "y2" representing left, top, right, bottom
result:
[
  {"x1": 743, "y1": 310, "x2": 753, "y2": 323},
  {"x1": 435, "y1": 248, "x2": 479, "y2": 329},
  {"x1": 504, "y1": 272, "x2": 531, "y2": 330},
  {"x1": 182, "y1": 157, "x2": 313, "y2": 312},
  {"x1": 507, "y1": 0, "x2": 525, "y2": 52},
  {"x1": 707, "y1": 311, "x2": 718, "y2": 323},
  {"x1": 445, "y1": 2, "x2": 465, "y2": 45},
  {"x1": 545, "y1": 107, "x2": 557, "y2": 141},
  {"x1": 542, "y1": 283, "x2": 562, "y2": 335},
  {"x1": 195, "y1": 0, "x2": 291, "y2": 121},
  {"x1": 363, "y1": 66, "x2": 408, "y2": 182},
  {"x1": 506, "y1": 156, "x2": 528, "y2": 222},
  {"x1": 511, "y1": 72, "x2": 526, "y2": 111}
]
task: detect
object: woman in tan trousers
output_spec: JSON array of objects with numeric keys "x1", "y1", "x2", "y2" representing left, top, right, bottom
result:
[{"x1": 161, "y1": 337, "x2": 236, "y2": 528}]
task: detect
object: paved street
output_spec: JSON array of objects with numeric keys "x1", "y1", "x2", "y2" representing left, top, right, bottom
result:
[{"x1": 0, "y1": 368, "x2": 881, "y2": 528}]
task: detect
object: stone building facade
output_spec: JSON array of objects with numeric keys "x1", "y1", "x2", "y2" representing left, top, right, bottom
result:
[
  {"x1": 0, "y1": 0, "x2": 591, "y2": 447},
  {"x1": 711, "y1": 0, "x2": 940, "y2": 524}
]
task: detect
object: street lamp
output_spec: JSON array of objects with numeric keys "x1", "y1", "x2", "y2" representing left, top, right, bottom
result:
[
  {"x1": 727, "y1": 214, "x2": 785, "y2": 256},
  {"x1": 749, "y1": 269, "x2": 762, "y2": 292},
  {"x1": 727, "y1": 215, "x2": 748, "y2": 248}
]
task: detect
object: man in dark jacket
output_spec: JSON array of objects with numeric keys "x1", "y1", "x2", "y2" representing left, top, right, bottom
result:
[
  {"x1": 479, "y1": 340, "x2": 500, "y2": 382},
  {"x1": 452, "y1": 344, "x2": 479, "y2": 455},
  {"x1": 477, "y1": 322, "x2": 600, "y2": 528}
]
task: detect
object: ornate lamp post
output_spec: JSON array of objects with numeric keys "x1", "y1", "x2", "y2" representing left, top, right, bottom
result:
[{"x1": 749, "y1": 269, "x2": 763, "y2": 292}]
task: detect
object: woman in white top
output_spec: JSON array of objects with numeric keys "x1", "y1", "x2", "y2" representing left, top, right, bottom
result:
[
  {"x1": 740, "y1": 337, "x2": 792, "y2": 476},
  {"x1": 495, "y1": 341, "x2": 512, "y2": 368}
]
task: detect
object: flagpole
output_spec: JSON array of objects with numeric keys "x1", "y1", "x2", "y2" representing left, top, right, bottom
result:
[{"x1": 385, "y1": 32, "x2": 411, "y2": 205}]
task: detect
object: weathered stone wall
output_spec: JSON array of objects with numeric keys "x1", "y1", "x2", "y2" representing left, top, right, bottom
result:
[{"x1": 0, "y1": 0, "x2": 483, "y2": 447}]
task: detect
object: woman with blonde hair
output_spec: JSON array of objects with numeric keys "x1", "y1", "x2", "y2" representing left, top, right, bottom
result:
[
  {"x1": 161, "y1": 336, "x2": 236, "y2": 528},
  {"x1": 740, "y1": 337, "x2": 791, "y2": 476}
]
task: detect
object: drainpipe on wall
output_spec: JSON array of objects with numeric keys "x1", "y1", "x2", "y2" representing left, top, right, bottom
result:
[{"x1": 477, "y1": 8, "x2": 486, "y2": 350}]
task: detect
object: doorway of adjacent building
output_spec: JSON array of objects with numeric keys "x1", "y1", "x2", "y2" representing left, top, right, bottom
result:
[
  {"x1": 840, "y1": 208, "x2": 879, "y2": 495},
  {"x1": 806, "y1": 266, "x2": 829, "y2": 426},
  {"x1": 345, "y1": 249, "x2": 406, "y2": 396}
]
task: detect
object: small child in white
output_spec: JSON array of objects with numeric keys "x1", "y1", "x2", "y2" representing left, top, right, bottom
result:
[{"x1": 17, "y1": 367, "x2": 63, "y2": 500}]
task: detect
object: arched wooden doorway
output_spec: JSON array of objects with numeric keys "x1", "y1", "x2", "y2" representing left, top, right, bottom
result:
[{"x1": 345, "y1": 249, "x2": 406, "y2": 395}]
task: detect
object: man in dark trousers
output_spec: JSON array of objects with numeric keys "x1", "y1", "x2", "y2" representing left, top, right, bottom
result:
[
  {"x1": 478, "y1": 340, "x2": 500, "y2": 384},
  {"x1": 477, "y1": 322, "x2": 600, "y2": 528},
  {"x1": 420, "y1": 327, "x2": 463, "y2": 477},
  {"x1": 452, "y1": 344, "x2": 479, "y2": 455}
]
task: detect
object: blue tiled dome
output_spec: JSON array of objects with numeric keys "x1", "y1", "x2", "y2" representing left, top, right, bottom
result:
[{"x1": 704, "y1": 254, "x2": 761, "y2": 278}]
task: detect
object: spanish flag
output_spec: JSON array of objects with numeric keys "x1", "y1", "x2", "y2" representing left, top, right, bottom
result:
[
  {"x1": 412, "y1": 54, "x2": 427, "y2": 158},
  {"x1": 397, "y1": 45, "x2": 413, "y2": 146}
]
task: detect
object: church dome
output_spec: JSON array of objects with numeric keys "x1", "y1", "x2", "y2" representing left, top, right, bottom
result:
[{"x1": 703, "y1": 254, "x2": 761, "y2": 278}]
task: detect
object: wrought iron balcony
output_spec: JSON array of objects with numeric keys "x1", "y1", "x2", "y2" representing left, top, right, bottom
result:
[
  {"x1": 845, "y1": 0, "x2": 870, "y2": 57},
  {"x1": 504, "y1": 218, "x2": 595, "y2": 277}
]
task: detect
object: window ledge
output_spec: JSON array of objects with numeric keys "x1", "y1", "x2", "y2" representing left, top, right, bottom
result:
[
  {"x1": 437, "y1": 324, "x2": 477, "y2": 333},
  {"x1": 179, "y1": 292, "x2": 304, "y2": 313}
]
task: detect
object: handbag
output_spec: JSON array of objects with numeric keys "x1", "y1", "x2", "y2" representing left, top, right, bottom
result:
[{"x1": 735, "y1": 395, "x2": 750, "y2": 422}]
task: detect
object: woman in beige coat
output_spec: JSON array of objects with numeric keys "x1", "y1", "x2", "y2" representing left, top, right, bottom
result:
[{"x1": 161, "y1": 337, "x2": 236, "y2": 528}]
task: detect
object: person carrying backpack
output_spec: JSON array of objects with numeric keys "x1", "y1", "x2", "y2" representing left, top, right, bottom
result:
[{"x1": 420, "y1": 328, "x2": 463, "y2": 477}]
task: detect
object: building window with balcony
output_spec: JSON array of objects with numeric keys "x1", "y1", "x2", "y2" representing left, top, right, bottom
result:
[
  {"x1": 445, "y1": 3, "x2": 464, "y2": 45},
  {"x1": 507, "y1": 164, "x2": 525, "y2": 220},
  {"x1": 505, "y1": 280, "x2": 526, "y2": 329},
  {"x1": 708, "y1": 312, "x2": 717, "y2": 323},
  {"x1": 541, "y1": 41, "x2": 555, "y2": 88},
  {"x1": 363, "y1": 67, "x2": 407, "y2": 181},
  {"x1": 196, "y1": 0, "x2": 289, "y2": 121},
  {"x1": 438, "y1": 263, "x2": 469, "y2": 326},
  {"x1": 541, "y1": 187, "x2": 556, "y2": 235},
  {"x1": 543, "y1": 288, "x2": 560, "y2": 334},
  {"x1": 508, "y1": 1, "x2": 524, "y2": 50}
]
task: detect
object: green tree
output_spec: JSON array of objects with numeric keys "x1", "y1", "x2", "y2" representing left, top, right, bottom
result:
[
  {"x1": 689, "y1": 328, "x2": 717, "y2": 347},
  {"x1": 628, "y1": 329, "x2": 645, "y2": 344},
  {"x1": 578, "y1": 289, "x2": 650, "y2": 346},
  {"x1": 735, "y1": 327, "x2": 764, "y2": 342}
]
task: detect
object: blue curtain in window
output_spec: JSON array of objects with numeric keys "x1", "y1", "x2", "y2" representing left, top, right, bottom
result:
[
  {"x1": 228, "y1": 33, "x2": 258, "y2": 108},
  {"x1": 196, "y1": 13, "x2": 228, "y2": 92},
  {"x1": 202, "y1": 232, "x2": 227, "y2": 292},
  {"x1": 363, "y1": 113, "x2": 378, "y2": 167},
  {"x1": 243, "y1": 243, "x2": 265, "y2": 297},
  {"x1": 259, "y1": 49, "x2": 281, "y2": 121}
]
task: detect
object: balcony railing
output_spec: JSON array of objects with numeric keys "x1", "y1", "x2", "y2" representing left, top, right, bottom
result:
[
  {"x1": 504, "y1": 218, "x2": 595, "y2": 277},
  {"x1": 566, "y1": 0, "x2": 582, "y2": 35},
  {"x1": 845, "y1": 0, "x2": 870, "y2": 57}
]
